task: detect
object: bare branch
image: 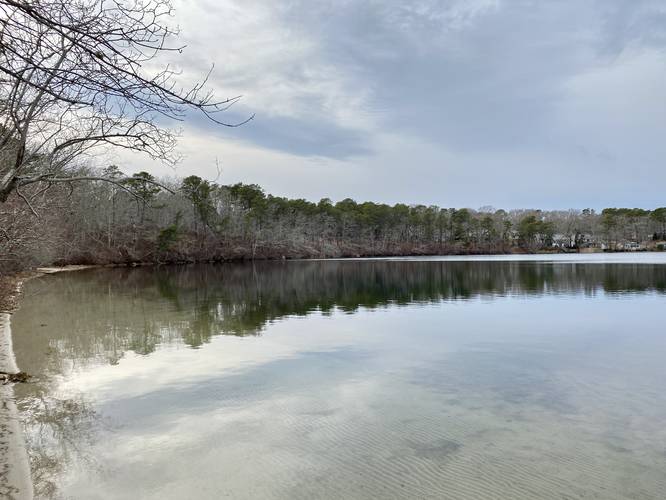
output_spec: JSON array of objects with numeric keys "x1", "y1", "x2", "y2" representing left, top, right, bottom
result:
[
  {"x1": 0, "y1": 0, "x2": 251, "y2": 202},
  {"x1": 15, "y1": 183, "x2": 39, "y2": 217},
  {"x1": 17, "y1": 174, "x2": 175, "y2": 197}
]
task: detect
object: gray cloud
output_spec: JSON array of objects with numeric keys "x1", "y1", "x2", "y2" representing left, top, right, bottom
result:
[
  {"x1": 186, "y1": 109, "x2": 372, "y2": 159},
  {"x1": 146, "y1": 0, "x2": 666, "y2": 209},
  {"x1": 236, "y1": 114, "x2": 372, "y2": 158}
]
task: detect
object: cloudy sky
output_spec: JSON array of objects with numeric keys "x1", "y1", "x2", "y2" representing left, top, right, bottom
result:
[{"x1": 125, "y1": 0, "x2": 666, "y2": 209}]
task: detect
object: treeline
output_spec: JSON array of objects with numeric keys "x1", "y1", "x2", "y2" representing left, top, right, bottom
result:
[{"x1": 1, "y1": 167, "x2": 665, "y2": 273}]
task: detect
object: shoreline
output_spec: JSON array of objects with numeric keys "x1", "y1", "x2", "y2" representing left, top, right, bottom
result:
[
  {"x1": 0, "y1": 313, "x2": 33, "y2": 500},
  {"x1": 2, "y1": 249, "x2": 664, "y2": 314},
  {"x1": 0, "y1": 265, "x2": 97, "y2": 315},
  {"x1": 0, "y1": 265, "x2": 94, "y2": 499}
]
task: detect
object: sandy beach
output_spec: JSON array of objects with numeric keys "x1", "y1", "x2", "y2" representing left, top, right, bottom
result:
[{"x1": 1, "y1": 313, "x2": 34, "y2": 500}]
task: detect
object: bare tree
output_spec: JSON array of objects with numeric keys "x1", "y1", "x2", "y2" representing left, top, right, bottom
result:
[{"x1": 0, "y1": 0, "x2": 251, "y2": 202}]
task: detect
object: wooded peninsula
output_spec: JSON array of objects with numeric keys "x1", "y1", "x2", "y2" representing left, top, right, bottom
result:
[{"x1": 1, "y1": 168, "x2": 664, "y2": 274}]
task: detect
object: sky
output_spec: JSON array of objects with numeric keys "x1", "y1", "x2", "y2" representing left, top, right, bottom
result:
[{"x1": 120, "y1": 0, "x2": 666, "y2": 210}]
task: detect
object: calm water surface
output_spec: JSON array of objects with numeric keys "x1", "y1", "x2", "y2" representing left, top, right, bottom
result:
[{"x1": 10, "y1": 255, "x2": 666, "y2": 499}]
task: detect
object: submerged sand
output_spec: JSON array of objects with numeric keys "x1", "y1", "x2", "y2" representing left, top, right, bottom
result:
[{"x1": 0, "y1": 314, "x2": 34, "y2": 500}]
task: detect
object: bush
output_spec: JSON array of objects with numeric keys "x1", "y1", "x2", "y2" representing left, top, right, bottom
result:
[{"x1": 157, "y1": 214, "x2": 182, "y2": 255}]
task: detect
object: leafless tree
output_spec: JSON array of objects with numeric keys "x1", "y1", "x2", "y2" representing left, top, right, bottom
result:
[{"x1": 0, "y1": 0, "x2": 251, "y2": 203}]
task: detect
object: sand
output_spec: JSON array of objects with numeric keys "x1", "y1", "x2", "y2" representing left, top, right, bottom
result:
[{"x1": 0, "y1": 313, "x2": 34, "y2": 500}]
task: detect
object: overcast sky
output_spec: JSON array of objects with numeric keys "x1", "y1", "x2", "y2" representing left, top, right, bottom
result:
[{"x1": 121, "y1": 0, "x2": 666, "y2": 210}]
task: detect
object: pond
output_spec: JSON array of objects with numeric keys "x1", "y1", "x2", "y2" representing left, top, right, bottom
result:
[{"x1": 8, "y1": 255, "x2": 666, "y2": 499}]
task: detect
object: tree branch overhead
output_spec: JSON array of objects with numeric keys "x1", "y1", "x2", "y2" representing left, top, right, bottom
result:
[{"x1": 0, "y1": 0, "x2": 252, "y2": 202}]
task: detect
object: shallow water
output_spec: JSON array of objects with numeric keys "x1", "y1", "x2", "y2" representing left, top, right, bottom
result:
[{"x1": 9, "y1": 255, "x2": 666, "y2": 499}]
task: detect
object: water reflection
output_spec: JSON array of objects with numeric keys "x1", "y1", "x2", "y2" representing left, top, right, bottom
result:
[
  {"x1": 19, "y1": 394, "x2": 98, "y2": 499},
  {"x1": 8, "y1": 258, "x2": 666, "y2": 499},
  {"x1": 13, "y1": 260, "x2": 666, "y2": 359}
]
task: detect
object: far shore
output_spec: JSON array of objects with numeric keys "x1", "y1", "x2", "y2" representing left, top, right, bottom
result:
[{"x1": 2, "y1": 248, "x2": 664, "y2": 317}]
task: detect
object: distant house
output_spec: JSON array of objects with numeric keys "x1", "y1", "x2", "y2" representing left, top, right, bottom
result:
[
  {"x1": 551, "y1": 233, "x2": 600, "y2": 249},
  {"x1": 551, "y1": 234, "x2": 571, "y2": 248},
  {"x1": 623, "y1": 241, "x2": 642, "y2": 251},
  {"x1": 578, "y1": 234, "x2": 598, "y2": 247}
]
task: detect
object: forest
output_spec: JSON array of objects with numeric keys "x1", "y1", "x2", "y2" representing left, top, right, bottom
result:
[{"x1": 1, "y1": 166, "x2": 664, "y2": 273}]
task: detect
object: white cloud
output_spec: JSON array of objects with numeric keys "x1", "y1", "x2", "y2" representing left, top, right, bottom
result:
[{"x1": 558, "y1": 47, "x2": 666, "y2": 160}]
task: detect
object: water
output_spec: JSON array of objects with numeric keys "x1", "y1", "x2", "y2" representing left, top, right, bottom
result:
[{"x1": 8, "y1": 255, "x2": 666, "y2": 499}]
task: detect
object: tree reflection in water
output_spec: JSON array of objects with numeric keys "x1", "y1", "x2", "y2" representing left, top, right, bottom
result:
[
  {"x1": 15, "y1": 385, "x2": 98, "y2": 498},
  {"x1": 13, "y1": 260, "x2": 666, "y2": 364}
]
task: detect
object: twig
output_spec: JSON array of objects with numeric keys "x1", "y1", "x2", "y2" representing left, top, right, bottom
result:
[{"x1": 15, "y1": 184, "x2": 39, "y2": 217}]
